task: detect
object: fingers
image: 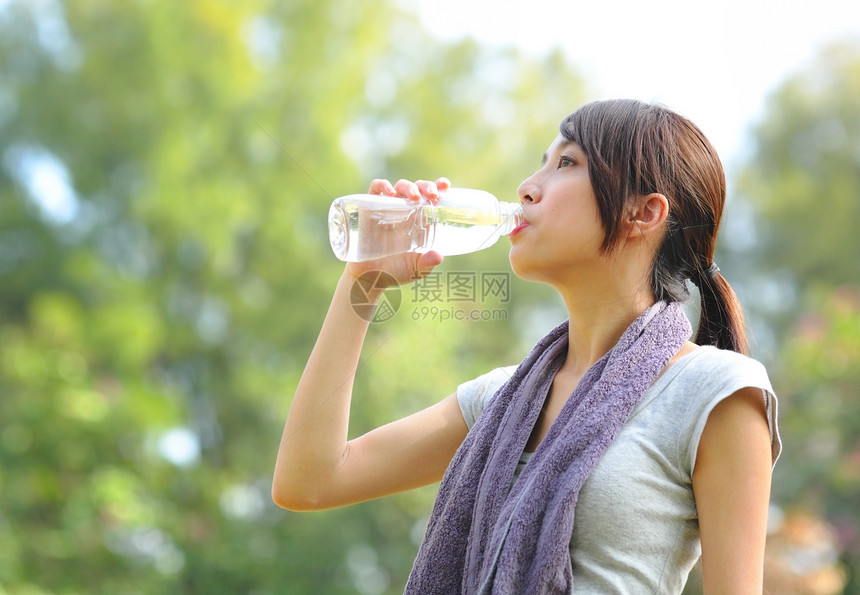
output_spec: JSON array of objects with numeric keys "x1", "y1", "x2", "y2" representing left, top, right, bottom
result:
[
  {"x1": 394, "y1": 179, "x2": 423, "y2": 200},
  {"x1": 368, "y1": 179, "x2": 396, "y2": 196},
  {"x1": 415, "y1": 180, "x2": 438, "y2": 200},
  {"x1": 369, "y1": 178, "x2": 452, "y2": 204}
]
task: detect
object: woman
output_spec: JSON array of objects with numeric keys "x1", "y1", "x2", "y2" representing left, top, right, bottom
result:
[{"x1": 272, "y1": 99, "x2": 781, "y2": 593}]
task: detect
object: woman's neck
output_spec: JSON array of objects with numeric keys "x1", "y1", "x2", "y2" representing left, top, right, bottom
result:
[{"x1": 555, "y1": 266, "x2": 656, "y2": 376}]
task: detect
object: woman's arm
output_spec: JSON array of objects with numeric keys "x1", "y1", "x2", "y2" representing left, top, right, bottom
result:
[
  {"x1": 272, "y1": 178, "x2": 469, "y2": 511},
  {"x1": 692, "y1": 386, "x2": 774, "y2": 594}
]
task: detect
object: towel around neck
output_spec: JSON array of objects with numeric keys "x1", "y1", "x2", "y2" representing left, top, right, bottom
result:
[{"x1": 405, "y1": 301, "x2": 692, "y2": 594}]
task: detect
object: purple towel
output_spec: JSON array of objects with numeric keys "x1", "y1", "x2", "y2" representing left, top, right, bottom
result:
[{"x1": 405, "y1": 301, "x2": 691, "y2": 594}]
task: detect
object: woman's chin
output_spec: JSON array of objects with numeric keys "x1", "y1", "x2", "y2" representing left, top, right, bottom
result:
[
  {"x1": 509, "y1": 249, "x2": 566, "y2": 287},
  {"x1": 508, "y1": 249, "x2": 539, "y2": 282}
]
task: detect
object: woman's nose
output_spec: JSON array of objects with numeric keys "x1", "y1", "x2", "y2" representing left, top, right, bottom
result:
[{"x1": 517, "y1": 175, "x2": 541, "y2": 204}]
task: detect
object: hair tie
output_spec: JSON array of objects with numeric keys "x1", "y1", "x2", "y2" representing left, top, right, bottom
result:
[{"x1": 690, "y1": 263, "x2": 720, "y2": 286}]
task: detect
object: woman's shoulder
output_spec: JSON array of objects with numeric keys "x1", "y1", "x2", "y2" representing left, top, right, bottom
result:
[
  {"x1": 650, "y1": 345, "x2": 781, "y2": 470},
  {"x1": 457, "y1": 366, "x2": 518, "y2": 429},
  {"x1": 659, "y1": 345, "x2": 773, "y2": 396},
  {"x1": 648, "y1": 345, "x2": 776, "y2": 431}
]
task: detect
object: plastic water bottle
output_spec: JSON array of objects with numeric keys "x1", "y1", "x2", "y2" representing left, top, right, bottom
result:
[{"x1": 328, "y1": 188, "x2": 524, "y2": 262}]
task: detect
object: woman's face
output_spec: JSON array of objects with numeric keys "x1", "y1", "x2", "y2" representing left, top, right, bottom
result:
[{"x1": 509, "y1": 135, "x2": 605, "y2": 284}]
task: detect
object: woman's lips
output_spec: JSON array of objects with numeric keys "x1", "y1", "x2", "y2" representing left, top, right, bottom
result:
[{"x1": 509, "y1": 222, "x2": 529, "y2": 238}]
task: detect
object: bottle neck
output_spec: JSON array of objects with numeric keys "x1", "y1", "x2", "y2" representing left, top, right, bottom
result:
[{"x1": 497, "y1": 202, "x2": 524, "y2": 235}]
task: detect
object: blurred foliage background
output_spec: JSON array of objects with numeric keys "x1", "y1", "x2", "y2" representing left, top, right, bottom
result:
[{"x1": 0, "y1": 0, "x2": 857, "y2": 593}]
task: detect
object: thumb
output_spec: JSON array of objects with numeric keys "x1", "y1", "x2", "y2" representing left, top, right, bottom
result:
[{"x1": 413, "y1": 251, "x2": 443, "y2": 279}]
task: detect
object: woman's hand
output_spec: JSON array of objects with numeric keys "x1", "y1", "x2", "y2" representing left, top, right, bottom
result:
[{"x1": 342, "y1": 177, "x2": 451, "y2": 288}]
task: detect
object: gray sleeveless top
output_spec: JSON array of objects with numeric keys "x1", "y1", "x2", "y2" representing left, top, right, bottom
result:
[{"x1": 457, "y1": 345, "x2": 781, "y2": 594}]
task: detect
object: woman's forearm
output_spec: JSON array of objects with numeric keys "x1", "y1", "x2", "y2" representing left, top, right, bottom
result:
[{"x1": 272, "y1": 271, "x2": 380, "y2": 509}]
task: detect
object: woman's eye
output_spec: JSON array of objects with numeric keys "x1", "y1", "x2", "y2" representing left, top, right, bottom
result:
[{"x1": 557, "y1": 156, "x2": 574, "y2": 168}]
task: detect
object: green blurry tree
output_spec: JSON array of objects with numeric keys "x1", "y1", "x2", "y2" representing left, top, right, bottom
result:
[
  {"x1": 771, "y1": 289, "x2": 859, "y2": 593},
  {"x1": 736, "y1": 40, "x2": 860, "y2": 592},
  {"x1": 0, "y1": 0, "x2": 585, "y2": 592},
  {"x1": 735, "y1": 40, "x2": 860, "y2": 336}
]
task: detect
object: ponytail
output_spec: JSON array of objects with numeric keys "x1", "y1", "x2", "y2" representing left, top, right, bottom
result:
[{"x1": 691, "y1": 264, "x2": 748, "y2": 355}]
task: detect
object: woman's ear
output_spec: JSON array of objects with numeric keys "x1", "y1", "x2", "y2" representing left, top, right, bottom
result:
[{"x1": 627, "y1": 193, "x2": 669, "y2": 238}]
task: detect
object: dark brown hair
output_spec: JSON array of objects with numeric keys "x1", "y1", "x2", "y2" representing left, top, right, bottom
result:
[{"x1": 560, "y1": 99, "x2": 747, "y2": 354}]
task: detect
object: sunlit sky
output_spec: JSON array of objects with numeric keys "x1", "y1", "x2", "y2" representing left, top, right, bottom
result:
[
  {"x1": 414, "y1": 0, "x2": 860, "y2": 172},
  {"x1": 13, "y1": 0, "x2": 860, "y2": 226}
]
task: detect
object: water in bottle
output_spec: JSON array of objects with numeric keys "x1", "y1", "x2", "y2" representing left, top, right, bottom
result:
[{"x1": 328, "y1": 188, "x2": 524, "y2": 262}]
